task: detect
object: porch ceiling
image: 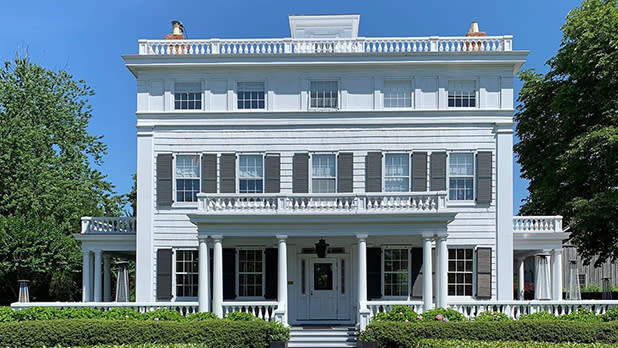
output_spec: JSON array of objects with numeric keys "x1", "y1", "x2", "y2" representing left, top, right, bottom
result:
[
  {"x1": 73, "y1": 233, "x2": 136, "y2": 252},
  {"x1": 513, "y1": 231, "x2": 570, "y2": 251}
]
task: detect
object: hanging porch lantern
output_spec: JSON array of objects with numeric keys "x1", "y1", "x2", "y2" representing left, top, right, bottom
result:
[{"x1": 315, "y1": 238, "x2": 329, "y2": 258}]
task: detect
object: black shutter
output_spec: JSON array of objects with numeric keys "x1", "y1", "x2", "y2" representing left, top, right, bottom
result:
[
  {"x1": 156, "y1": 249, "x2": 173, "y2": 300},
  {"x1": 293, "y1": 153, "x2": 309, "y2": 193},
  {"x1": 365, "y1": 152, "x2": 382, "y2": 192},
  {"x1": 157, "y1": 154, "x2": 173, "y2": 206},
  {"x1": 264, "y1": 248, "x2": 278, "y2": 300},
  {"x1": 337, "y1": 153, "x2": 354, "y2": 193},
  {"x1": 220, "y1": 154, "x2": 236, "y2": 193},
  {"x1": 265, "y1": 154, "x2": 281, "y2": 193},
  {"x1": 367, "y1": 248, "x2": 382, "y2": 300},
  {"x1": 430, "y1": 152, "x2": 447, "y2": 191},
  {"x1": 223, "y1": 248, "x2": 236, "y2": 300},
  {"x1": 410, "y1": 248, "x2": 423, "y2": 298},
  {"x1": 412, "y1": 152, "x2": 428, "y2": 191},
  {"x1": 476, "y1": 247, "x2": 492, "y2": 299},
  {"x1": 476, "y1": 152, "x2": 492, "y2": 204},
  {"x1": 201, "y1": 154, "x2": 217, "y2": 193}
]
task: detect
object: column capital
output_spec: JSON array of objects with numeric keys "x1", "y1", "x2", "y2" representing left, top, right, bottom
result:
[
  {"x1": 423, "y1": 235, "x2": 435, "y2": 242},
  {"x1": 551, "y1": 249, "x2": 563, "y2": 255},
  {"x1": 103, "y1": 253, "x2": 111, "y2": 261},
  {"x1": 356, "y1": 234, "x2": 369, "y2": 241},
  {"x1": 92, "y1": 249, "x2": 103, "y2": 255},
  {"x1": 211, "y1": 235, "x2": 223, "y2": 242},
  {"x1": 276, "y1": 235, "x2": 288, "y2": 241},
  {"x1": 198, "y1": 235, "x2": 209, "y2": 243},
  {"x1": 436, "y1": 235, "x2": 448, "y2": 242}
]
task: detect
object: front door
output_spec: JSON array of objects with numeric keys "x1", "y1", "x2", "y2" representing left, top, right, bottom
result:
[{"x1": 309, "y1": 258, "x2": 339, "y2": 319}]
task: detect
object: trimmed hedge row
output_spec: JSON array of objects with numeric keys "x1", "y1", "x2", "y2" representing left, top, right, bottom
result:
[
  {"x1": 0, "y1": 319, "x2": 289, "y2": 348},
  {"x1": 419, "y1": 339, "x2": 618, "y2": 348},
  {"x1": 0, "y1": 307, "x2": 219, "y2": 322},
  {"x1": 358, "y1": 321, "x2": 618, "y2": 347}
]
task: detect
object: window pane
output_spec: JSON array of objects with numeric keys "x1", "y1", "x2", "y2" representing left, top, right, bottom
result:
[
  {"x1": 238, "y1": 249, "x2": 263, "y2": 297},
  {"x1": 449, "y1": 153, "x2": 474, "y2": 201},
  {"x1": 447, "y1": 80, "x2": 476, "y2": 108},
  {"x1": 175, "y1": 250, "x2": 198, "y2": 297},
  {"x1": 237, "y1": 82, "x2": 265, "y2": 110},
  {"x1": 384, "y1": 154, "x2": 409, "y2": 192},
  {"x1": 310, "y1": 81, "x2": 338, "y2": 109},
  {"x1": 174, "y1": 83, "x2": 202, "y2": 110},
  {"x1": 447, "y1": 248, "x2": 473, "y2": 296},
  {"x1": 383, "y1": 248, "x2": 408, "y2": 297},
  {"x1": 384, "y1": 81, "x2": 411, "y2": 108}
]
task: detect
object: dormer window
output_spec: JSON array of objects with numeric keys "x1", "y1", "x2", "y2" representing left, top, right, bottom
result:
[
  {"x1": 448, "y1": 80, "x2": 476, "y2": 108},
  {"x1": 174, "y1": 82, "x2": 202, "y2": 110},
  {"x1": 310, "y1": 81, "x2": 338, "y2": 109}
]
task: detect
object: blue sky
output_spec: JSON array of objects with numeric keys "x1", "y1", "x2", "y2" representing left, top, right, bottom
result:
[{"x1": 0, "y1": 0, "x2": 582, "y2": 213}]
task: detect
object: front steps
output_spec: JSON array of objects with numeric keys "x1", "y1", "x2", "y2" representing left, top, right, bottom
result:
[{"x1": 289, "y1": 326, "x2": 357, "y2": 348}]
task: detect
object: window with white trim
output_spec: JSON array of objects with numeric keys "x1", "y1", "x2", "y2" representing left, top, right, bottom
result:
[
  {"x1": 311, "y1": 154, "x2": 336, "y2": 193},
  {"x1": 384, "y1": 153, "x2": 410, "y2": 192},
  {"x1": 383, "y1": 248, "x2": 409, "y2": 297},
  {"x1": 175, "y1": 155, "x2": 200, "y2": 202},
  {"x1": 174, "y1": 82, "x2": 202, "y2": 110},
  {"x1": 176, "y1": 250, "x2": 198, "y2": 297},
  {"x1": 238, "y1": 249, "x2": 264, "y2": 297},
  {"x1": 310, "y1": 81, "x2": 338, "y2": 109},
  {"x1": 239, "y1": 155, "x2": 263, "y2": 193},
  {"x1": 237, "y1": 82, "x2": 265, "y2": 110},
  {"x1": 448, "y1": 248, "x2": 473, "y2": 296},
  {"x1": 384, "y1": 80, "x2": 412, "y2": 108},
  {"x1": 449, "y1": 153, "x2": 474, "y2": 201},
  {"x1": 448, "y1": 80, "x2": 476, "y2": 108}
]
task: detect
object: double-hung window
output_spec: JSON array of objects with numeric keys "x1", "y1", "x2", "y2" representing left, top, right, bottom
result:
[
  {"x1": 311, "y1": 154, "x2": 336, "y2": 193},
  {"x1": 384, "y1": 80, "x2": 412, "y2": 108},
  {"x1": 383, "y1": 248, "x2": 409, "y2": 297},
  {"x1": 175, "y1": 155, "x2": 200, "y2": 202},
  {"x1": 449, "y1": 153, "x2": 474, "y2": 201},
  {"x1": 238, "y1": 249, "x2": 264, "y2": 297},
  {"x1": 310, "y1": 81, "x2": 338, "y2": 109},
  {"x1": 176, "y1": 250, "x2": 198, "y2": 297},
  {"x1": 384, "y1": 153, "x2": 410, "y2": 192},
  {"x1": 174, "y1": 82, "x2": 202, "y2": 110},
  {"x1": 238, "y1": 155, "x2": 264, "y2": 193},
  {"x1": 237, "y1": 82, "x2": 265, "y2": 110},
  {"x1": 448, "y1": 80, "x2": 476, "y2": 108},
  {"x1": 448, "y1": 248, "x2": 473, "y2": 296}
]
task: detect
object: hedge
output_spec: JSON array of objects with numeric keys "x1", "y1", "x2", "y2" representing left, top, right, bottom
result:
[
  {"x1": 0, "y1": 307, "x2": 222, "y2": 322},
  {"x1": 418, "y1": 339, "x2": 618, "y2": 348},
  {"x1": 358, "y1": 321, "x2": 618, "y2": 347},
  {"x1": 0, "y1": 319, "x2": 289, "y2": 348}
]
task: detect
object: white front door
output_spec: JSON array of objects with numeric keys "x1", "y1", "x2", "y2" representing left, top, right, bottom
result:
[{"x1": 309, "y1": 258, "x2": 339, "y2": 319}]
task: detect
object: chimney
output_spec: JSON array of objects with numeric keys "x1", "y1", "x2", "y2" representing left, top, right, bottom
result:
[
  {"x1": 465, "y1": 21, "x2": 487, "y2": 37},
  {"x1": 165, "y1": 20, "x2": 185, "y2": 40}
]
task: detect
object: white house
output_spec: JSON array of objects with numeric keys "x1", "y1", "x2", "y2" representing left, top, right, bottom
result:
[{"x1": 33, "y1": 15, "x2": 591, "y2": 338}]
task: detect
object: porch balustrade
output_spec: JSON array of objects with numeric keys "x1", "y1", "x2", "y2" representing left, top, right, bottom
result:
[
  {"x1": 512, "y1": 216, "x2": 563, "y2": 233},
  {"x1": 81, "y1": 217, "x2": 136, "y2": 234},
  {"x1": 221, "y1": 301, "x2": 279, "y2": 321},
  {"x1": 10, "y1": 302, "x2": 198, "y2": 316}
]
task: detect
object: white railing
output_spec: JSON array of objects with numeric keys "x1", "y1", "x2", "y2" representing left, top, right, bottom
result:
[
  {"x1": 138, "y1": 36, "x2": 513, "y2": 56},
  {"x1": 367, "y1": 301, "x2": 424, "y2": 317},
  {"x1": 197, "y1": 192, "x2": 447, "y2": 215},
  {"x1": 81, "y1": 217, "x2": 136, "y2": 234},
  {"x1": 513, "y1": 216, "x2": 563, "y2": 233},
  {"x1": 221, "y1": 301, "x2": 279, "y2": 321},
  {"x1": 10, "y1": 302, "x2": 198, "y2": 316}
]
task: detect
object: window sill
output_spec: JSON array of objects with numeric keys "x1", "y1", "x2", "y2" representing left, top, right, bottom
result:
[
  {"x1": 173, "y1": 296, "x2": 198, "y2": 302},
  {"x1": 235, "y1": 296, "x2": 267, "y2": 301},
  {"x1": 446, "y1": 201, "x2": 477, "y2": 207},
  {"x1": 171, "y1": 202, "x2": 199, "y2": 209},
  {"x1": 308, "y1": 108, "x2": 339, "y2": 112}
]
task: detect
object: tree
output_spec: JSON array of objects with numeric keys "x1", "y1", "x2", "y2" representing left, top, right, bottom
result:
[
  {"x1": 515, "y1": 0, "x2": 618, "y2": 265},
  {"x1": 0, "y1": 57, "x2": 125, "y2": 303}
]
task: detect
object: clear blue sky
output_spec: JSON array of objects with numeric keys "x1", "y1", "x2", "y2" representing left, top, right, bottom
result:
[{"x1": 0, "y1": 0, "x2": 582, "y2": 214}]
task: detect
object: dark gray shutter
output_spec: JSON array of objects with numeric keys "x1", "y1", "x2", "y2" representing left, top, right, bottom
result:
[
  {"x1": 156, "y1": 249, "x2": 173, "y2": 300},
  {"x1": 337, "y1": 153, "x2": 353, "y2": 193},
  {"x1": 367, "y1": 248, "x2": 382, "y2": 300},
  {"x1": 430, "y1": 152, "x2": 447, "y2": 191},
  {"x1": 265, "y1": 154, "x2": 281, "y2": 193},
  {"x1": 476, "y1": 247, "x2": 492, "y2": 299},
  {"x1": 201, "y1": 154, "x2": 217, "y2": 193},
  {"x1": 410, "y1": 248, "x2": 423, "y2": 298},
  {"x1": 412, "y1": 152, "x2": 428, "y2": 191},
  {"x1": 264, "y1": 248, "x2": 278, "y2": 300},
  {"x1": 223, "y1": 248, "x2": 236, "y2": 300},
  {"x1": 157, "y1": 154, "x2": 173, "y2": 206},
  {"x1": 476, "y1": 152, "x2": 492, "y2": 204},
  {"x1": 220, "y1": 154, "x2": 236, "y2": 193},
  {"x1": 293, "y1": 153, "x2": 309, "y2": 193},
  {"x1": 365, "y1": 152, "x2": 382, "y2": 192}
]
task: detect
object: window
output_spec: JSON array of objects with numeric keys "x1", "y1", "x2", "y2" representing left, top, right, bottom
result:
[
  {"x1": 312, "y1": 154, "x2": 336, "y2": 193},
  {"x1": 239, "y1": 155, "x2": 263, "y2": 193},
  {"x1": 176, "y1": 250, "x2": 198, "y2": 297},
  {"x1": 176, "y1": 155, "x2": 200, "y2": 202},
  {"x1": 237, "y1": 82, "x2": 265, "y2": 110},
  {"x1": 314, "y1": 263, "x2": 333, "y2": 290},
  {"x1": 448, "y1": 248, "x2": 473, "y2": 296},
  {"x1": 448, "y1": 80, "x2": 476, "y2": 108},
  {"x1": 238, "y1": 249, "x2": 263, "y2": 297},
  {"x1": 449, "y1": 153, "x2": 474, "y2": 201},
  {"x1": 384, "y1": 153, "x2": 410, "y2": 192},
  {"x1": 383, "y1": 248, "x2": 409, "y2": 297},
  {"x1": 310, "y1": 81, "x2": 338, "y2": 109},
  {"x1": 384, "y1": 80, "x2": 411, "y2": 108},
  {"x1": 174, "y1": 82, "x2": 202, "y2": 110}
]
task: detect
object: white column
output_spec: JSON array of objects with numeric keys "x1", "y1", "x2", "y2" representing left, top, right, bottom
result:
[
  {"x1": 357, "y1": 234, "x2": 370, "y2": 330},
  {"x1": 551, "y1": 249, "x2": 563, "y2": 301},
  {"x1": 136, "y1": 129, "x2": 155, "y2": 301},
  {"x1": 93, "y1": 250, "x2": 102, "y2": 302},
  {"x1": 103, "y1": 254, "x2": 112, "y2": 302},
  {"x1": 82, "y1": 250, "x2": 92, "y2": 302},
  {"x1": 198, "y1": 237, "x2": 210, "y2": 312},
  {"x1": 212, "y1": 236, "x2": 223, "y2": 318},
  {"x1": 496, "y1": 127, "x2": 514, "y2": 300},
  {"x1": 437, "y1": 236, "x2": 448, "y2": 308},
  {"x1": 517, "y1": 257, "x2": 525, "y2": 300},
  {"x1": 276, "y1": 235, "x2": 288, "y2": 325},
  {"x1": 423, "y1": 236, "x2": 434, "y2": 311}
]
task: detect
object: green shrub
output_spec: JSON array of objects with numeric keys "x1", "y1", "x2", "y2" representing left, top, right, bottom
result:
[
  {"x1": 474, "y1": 311, "x2": 512, "y2": 322},
  {"x1": 519, "y1": 311, "x2": 558, "y2": 321},
  {"x1": 561, "y1": 308, "x2": 601, "y2": 322},
  {"x1": 419, "y1": 339, "x2": 618, "y2": 347},
  {"x1": 57, "y1": 307, "x2": 104, "y2": 319},
  {"x1": 186, "y1": 312, "x2": 219, "y2": 321},
  {"x1": 371, "y1": 305, "x2": 420, "y2": 323},
  {"x1": 421, "y1": 308, "x2": 466, "y2": 322},
  {"x1": 0, "y1": 307, "x2": 14, "y2": 322},
  {"x1": 11, "y1": 306, "x2": 63, "y2": 321},
  {"x1": 225, "y1": 311, "x2": 258, "y2": 321},
  {"x1": 601, "y1": 307, "x2": 618, "y2": 322},
  {"x1": 144, "y1": 308, "x2": 185, "y2": 321}
]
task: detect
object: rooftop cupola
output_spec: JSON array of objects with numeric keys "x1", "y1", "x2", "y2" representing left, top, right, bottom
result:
[{"x1": 288, "y1": 14, "x2": 360, "y2": 39}]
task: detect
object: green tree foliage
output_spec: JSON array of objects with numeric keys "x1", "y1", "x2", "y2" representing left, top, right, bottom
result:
[
  {"x1": 514, "y1": 0, "x2": 618, "y2": 264},
  {"x1": 0, "y1": 57, "x2": 124, "y2": 303}
]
